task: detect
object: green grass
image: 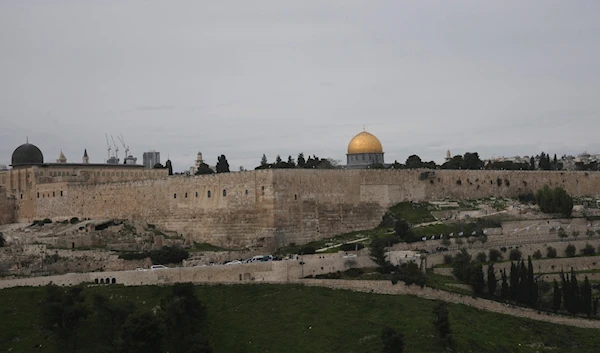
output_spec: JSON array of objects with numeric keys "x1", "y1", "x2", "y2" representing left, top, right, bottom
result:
[
  {"x1": 276, "y1": 230, "x2": 378, "y2": 255},
  {"x1": 388, "y1": 202, "x2": 437, "y2": 224},
  {"x1": 1, "y1": 284, "x2": 600, "y2": 352}
]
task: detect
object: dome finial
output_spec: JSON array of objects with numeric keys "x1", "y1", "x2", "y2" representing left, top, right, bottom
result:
[
  {"x1": 26, "y1": 136, "x2": 28, "y2": 143},
  {"x1": 363, "y1": 124, "x2": 366, "y2": 131}
]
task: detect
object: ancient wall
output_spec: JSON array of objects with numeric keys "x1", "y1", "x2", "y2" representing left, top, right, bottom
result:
[
  {"x1": 0, "y1": 189, "x2": 15, "y2": 225},
  {"x1": 20, "y1": 169, "x2": 600, "y2": 250},
  {"x1": 34, "y1": 171, "x2": 277, "y2": 249}
]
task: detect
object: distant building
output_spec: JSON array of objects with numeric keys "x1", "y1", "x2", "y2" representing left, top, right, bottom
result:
[{"x1": 143, "y1": 151, "x2": 160, "y2": 169}]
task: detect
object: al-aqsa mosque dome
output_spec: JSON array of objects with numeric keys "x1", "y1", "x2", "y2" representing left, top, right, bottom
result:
[
  {"x1": 11, "y1": 142, "x2": 44, "y2": 167},
  {"x1": 346, "y1": 129, "x2": 384, "y2": 169}
]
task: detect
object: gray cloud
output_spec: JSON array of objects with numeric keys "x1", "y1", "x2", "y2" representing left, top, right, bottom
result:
[{"x1": 1, "y1": 0, "x2": 599, "y2": 171}]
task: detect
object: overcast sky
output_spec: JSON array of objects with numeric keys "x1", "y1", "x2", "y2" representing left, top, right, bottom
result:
[{"x1": 1, "y1": 0, "x2": 599, "y2": 171}]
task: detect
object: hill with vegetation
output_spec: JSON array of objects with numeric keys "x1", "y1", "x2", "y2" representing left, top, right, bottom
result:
[{"x1": 1, "y1": 284, "x2": 600, "y2": 353}]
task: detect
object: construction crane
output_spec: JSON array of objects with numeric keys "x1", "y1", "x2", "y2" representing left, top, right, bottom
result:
[
  {"x1": 111, "y1": 135, "x2": 119, "y2": 160},
  {"x1": 117, "y1": 134, "x2": 130, "y2": 157},
  {"x1": 105, "y1": 133, "x2": 112, "y2": 161}
]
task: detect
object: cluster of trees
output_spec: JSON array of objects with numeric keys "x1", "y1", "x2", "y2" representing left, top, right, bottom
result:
[
  {"x1": 499, "y1": 258, "x2": 538, "y2": 307},
  {"x1": 554, "y1": 269, "x2": 598, "y2": 316},
  {"x1": 369, "y1": 236, "x2": 427, "y2": 286},
  {"x1": 536, "y1": 152, "x2": 562, "y2": 170},
  {"x1": 196, "y1": 155, "x2": 231, "y2": 175},
  {"x1": 40, "y1": 283, "x2": 212, "y2": 353},
  {"x1": 535, "y1": 185, "x2": 574, "y2": 217},
  {"x1": 256, "y1": 153, "x2": 335, "y2": 170}
]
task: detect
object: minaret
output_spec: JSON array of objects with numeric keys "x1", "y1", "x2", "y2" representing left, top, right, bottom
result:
[
  {"x1": 445, "y1": 149, "x2": 452, "y2": 162},
  {"x1": 56, "y1": 150, "x2": 67, "y2": 163},
  {"x1": 82, "y1": 149, "x2": 89, "y2": 164}
]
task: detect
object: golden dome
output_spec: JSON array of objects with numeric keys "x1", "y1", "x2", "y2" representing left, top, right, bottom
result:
[{"x1": 347, "y1": 131, "x2": 383, "y2": 154}]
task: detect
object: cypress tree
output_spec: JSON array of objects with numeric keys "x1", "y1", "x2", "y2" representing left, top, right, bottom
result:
[
  {"x1": 501, "y1": 269, "x2": 509, "y2": 300},
  {"x1": 582, "y1": 276, "x2": 592, "y2": 317},
  {"x1": 487, "y1": 263, "x2": 497, "y2": 297},
  {"x1": 518, "y1": 260, "x2": 528, "y2": 304},
  {"x1": 527, "y1": 257, "x2": 537, "y2": 306},
  {"x1": 569, "y1": 268, "x2": 581, "y2": 314},
  {"x1": 470, "y1": 262, "x2": 486, "y2": 295},
  {"x1": 552, "y1": 280, "x2": 561, "y2": 312},
  {"x1": 509, "y1": 262, "x2": 519, "y2": 301}
]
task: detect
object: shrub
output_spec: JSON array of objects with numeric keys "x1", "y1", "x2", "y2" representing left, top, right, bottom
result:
[
  {"x1": 572, "y1": 231, "x2": 580, "y2": 237},
  {"x1": 489, "y1": 249, "x2": 503, "y2": 262},
  {"x1": 557, "y1": 228, "x2": 567, "y2": 238},
  {"x1": 509, "y1": 249, "x2": 522, "y2": 261},
  {"x1": 441, "y1": 238, "x2": 451, "y2": 246},
  {"x1": 443, "y1": 254, "x2": 454, "y2": 264},
  {"x1": 547, "y1": 246, "x2": 557, "y2": 258},
  {"x1": 149, "y1": 245, "x2": 189, "y2": 265},
  {"x1": 586, "y1": 229, "x2": 595, "y2": 237},
  {"x1": 565, "y1": 244, "x2": 576, "y2": 257},
  {"x1": 119, "y1": 251, "x2": 150, "y2": 261},
  {"x1": 475, "y1": 252, "x2": 487, "y2": 263},
  {"x1": 343, "y1": 268, "x2": 364, "y2": 278},
  {"x1": 500, "y1": 247, "x2": 507, "y2": 253},
  {"x1": 43, "y1": 218, "x2": 52, "y2": 224},
  {"x1": 392, "y1": 262, "x2": 427, "y2": 287},
  {"x1": 535, "y1": 185, "x2": 573, "y2": 217},
  {"x1": 299, "y1": 246, "x2": 316, "y2": 255},
  {"x1": 69, "y1": 217, "x2": 79, "y2": 224},
  {"x1": 339, "y1": 243, "x2": 365, "y2": 252},
  {"x1": 581, "y1": 244, "x2": 596, "y2": 256},
  {"x1": 532, "y1": 250, "x2": 542, "y2": 260},
  {"x1": 517, "y1": 193, "x2": 535, "y2": 204}
]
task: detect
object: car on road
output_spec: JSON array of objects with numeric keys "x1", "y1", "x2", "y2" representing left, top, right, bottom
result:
[
  {"x1": 150, "y1": 265, "x2": 168, "y2": 270},
  {"x1": 135, "y1": 268, "x2": 147, "y2": 271},
  {"x1": 225, "y1": 260, "x2": 242, "y2": 265}
]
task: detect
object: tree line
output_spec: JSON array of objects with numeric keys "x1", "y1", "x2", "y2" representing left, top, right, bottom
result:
[
  {"x1": 256, "y1": 152, "x2": 336, "y2": 170},
  {"x1": 40, "y1": 283, "x2": 212, "y2": 353}
]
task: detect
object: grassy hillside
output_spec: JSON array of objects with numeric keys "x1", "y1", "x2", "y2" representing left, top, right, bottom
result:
[{"x1": 1, "y1": 283, "x2": 599, "y2": 353}]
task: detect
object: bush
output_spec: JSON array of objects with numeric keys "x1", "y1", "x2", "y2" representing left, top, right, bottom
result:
[
  {"x1": 43, "y1": 218, "x2": 52, "y2": 224},
  {"x1": 565, "y1": 244, "x2": 576, "y2": 257},
  {"x1": 299, "y1": 246, "x2": 316, "y2": 255},
  {"x1": 572, "y1": 231, "x2": 580, "y2": 237},
  {"x1": 509, "y1": 249, "x2": 522, "y2": 261},
  {"x1": 557, "y1": 228, "x2": 567, "y2": 238},
  {"x1": 475, "y1": 252, "x2": 487, "y2": 263},
  {"x1": 339, "y1": 243, "x2": 365, "y2": 252},
  {"x1": 119, "y1": 251, "x2": 150, "y2": 261},
  {"x1": 586, "y1": 229, "x2": 595, "y2": 237},
  {"x1": 69, "y1": 217, "x2": 79, "y2": 224},
  {"x1": 443, "y1": 254, "x2": 454, "y2": 264},
  {"x1": 488, "y1": 249, "x2": 503, "y2": 262},
  {"x1": 149, "y1": 245, "x2": 189, "y2": 265},
  {"x1": 547, "y1": 246, "x2": 557, "y2": 258},
  {"x1": 581, "y1": 244, "x2": 596, "y2": 256},
  {"x1": 532, "y1": 250, "x2": 542, "y2": 260},
  {"x1": 343, "y1": 268, "x2": 364, "y2": 278},
  {"x1": 517, "y1": 193, "x2": 535, "y2": 204},
  {"x1": 392, "y1": 262, "x2": 427, "y2": 287},
  {"x1": 535, "y1": 185, "x2": 573, "y2": 217}
]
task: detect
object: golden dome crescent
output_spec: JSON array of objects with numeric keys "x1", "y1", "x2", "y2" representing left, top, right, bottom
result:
[{"x1": 347, "y1": 131, "x2": 383, "y2": 154}]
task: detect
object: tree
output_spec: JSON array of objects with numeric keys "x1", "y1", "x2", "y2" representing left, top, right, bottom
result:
[
  {"x1": 530, "y1": 156, "x2": 535, "y2": 169},
  {"x1": 91, "y1": 293, "x2": 136, "y2": 348},
  {"x1": 405, "y1": 155, "x2": 423, "y2": 169},
  {"x1": 120, "y1": 311, "x2": 164, "y2": 353},
  {"x1": 552, "y1": 280, "x2": 562, "y2": 312},
  {"x1": 487, "y1": 263, "x2": 497, "y2": 296},
  {"x1": 535, "y1": 185, "x2": 573, "y2": 217},
  {"x1": 489, "y1": 249, "x2": 503, "y2": 262},
  {"x1": 162, "y1": 283, "x2": 210, "y2": 353},
  {"x1": 40, "y1": 285, "x2": 89, "y2": 351},
  {"x1": 532, "y1": 250, "x2": 542, "y2": 260},
  {"x1": 196, "y1": 162, "x2": 214, "y2": 175},
  {"x1": 394, "y1": 219, "x2": 411, "y2": 240},
  {"x1": 565, "y1": 244, "x2": 576, "y2": 257},
  {"x1": 451, "y1": 249, "x2": 472, "y2": 282},
  {"x1": 500, "y1": 269, "x2": 510, "y2": 300},
  {"x1": 475, "y1": 252, "x2": 487, "y2": 263},
  {"x1": 581, "y1": 243, "x2": 596, "y2": 256},
  {"x1": 463, "y1": 152, "x2": 484, "y2": 170},
  {"x1": 260, "y1": 154, "x2": 268, "y2": 166},
  {"x1": 470, "y1": 262, "x2": 486, "y2": 295},
  {"x1": 165, "y1": 160, "x2": 173, "y2": 175},
  {"x1": 275, "y1": 155, "x2": 282, "y2": 164},
  {"x1": 509, "y1": 249, "x2": 522, "y2": 261},
  {"x1": 547, "y1": 246, "x2": 557, "y2": 258},
  {"x1": 381, "y1": 327, "x2": 404, "y2": 353},
  {"x1": 153, "y1": 163, "x2": 164, "y2": 169},
  {"x1": 0, "y1": 232, "x2": 5, "y2": 247},
  {"x1": 287, "y1": 155, "x2": 295, "y2": 166},
  {"x1": 432, "y1": 301, "x2": 451, "y2": 341},
  {"x1": 216, "y1": 155, "x2": 230, "y2": 173},
  {"x1": 297, "y1": 153, "x2": 306, "y2": 167},
  {"x1": 582, "y1": 276, "x2": 593, "y2": 317}
]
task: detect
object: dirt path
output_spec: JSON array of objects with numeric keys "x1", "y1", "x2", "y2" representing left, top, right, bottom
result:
[{"x1": 290, "y1": 279, "x2": 600, "y2": 329}]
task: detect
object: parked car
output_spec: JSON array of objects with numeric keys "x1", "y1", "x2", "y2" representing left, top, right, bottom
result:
[
  {"x1": 150, "y1": 265, "x2": 168, "y2": 270},
  {"x1": 225, "y1": 260, "x2": 242, "y2": 265}
]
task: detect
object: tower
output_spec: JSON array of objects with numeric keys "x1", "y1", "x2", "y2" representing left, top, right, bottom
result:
[
  {"x1": 82, "y1": 149, "x2": 89, "y2": 164},
  {"x1": 446, "y1": 150, "x2": 452, "y2": 162},
  {"x1": 56, "y1": 150, "x2": 67, "y2": 163}
]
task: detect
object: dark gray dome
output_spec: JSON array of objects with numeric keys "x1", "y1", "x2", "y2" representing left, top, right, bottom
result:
[{"x1": 11, "y1": 143, "x2": 44, "y2": 166}]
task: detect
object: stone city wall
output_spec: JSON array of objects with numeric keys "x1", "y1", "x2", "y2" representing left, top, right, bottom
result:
[
  {"x1": 0, "y1": 189, "x2": 15, "y2": 225},
  {"x1": 18, "y1": 169, "x2": 600, "y2": 250}
]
